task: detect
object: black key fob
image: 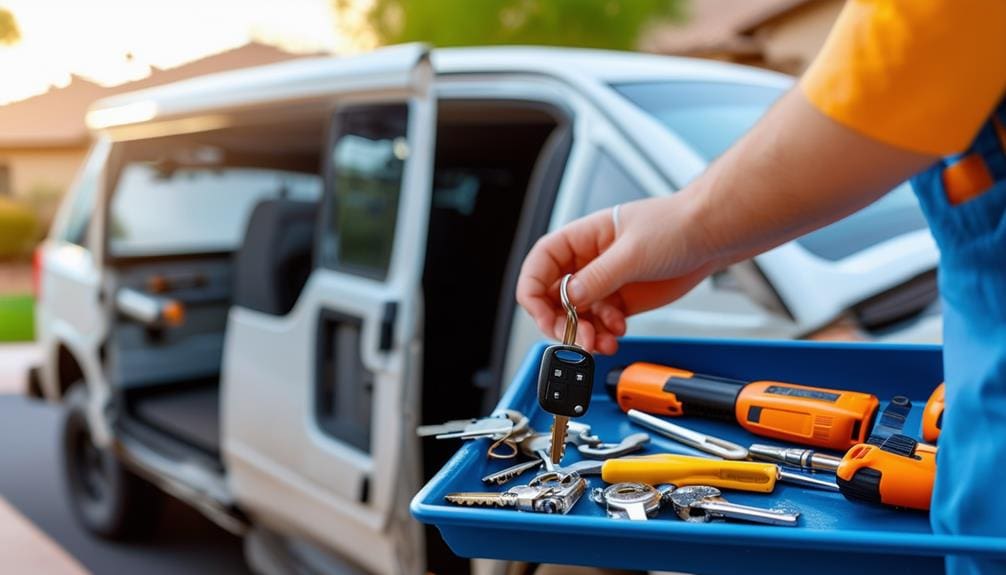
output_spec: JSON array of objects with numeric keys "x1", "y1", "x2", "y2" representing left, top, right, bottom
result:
[{"x1": 537, "y1": 344, "x2": 595, "y2": 417}]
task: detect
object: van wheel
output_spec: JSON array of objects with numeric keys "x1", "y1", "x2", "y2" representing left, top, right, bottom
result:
[{"x1": 62, "y1": 384, "x2": 163, "y2": 540}]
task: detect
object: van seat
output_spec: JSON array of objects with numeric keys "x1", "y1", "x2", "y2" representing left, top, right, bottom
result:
[{"x1": 233, "y1": 199, "x2": 317, "y2": 315}]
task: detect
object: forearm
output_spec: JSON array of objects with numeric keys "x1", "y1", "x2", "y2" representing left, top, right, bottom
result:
[{"x1": 678, "y1": 89, "x2": 936, "y2": 269}]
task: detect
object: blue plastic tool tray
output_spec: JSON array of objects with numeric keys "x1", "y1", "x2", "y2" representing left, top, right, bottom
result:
[{"x1": 412, "y1": 337, "x2": 1006, "y2": 574}]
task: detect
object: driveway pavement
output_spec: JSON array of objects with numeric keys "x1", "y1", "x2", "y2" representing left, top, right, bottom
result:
[
  {"x1": 0, "y1": 342, "x2": 38, "y2": 395},
  {"x1": 0, "y1": 343, "x2": 249, "y2": 574}
]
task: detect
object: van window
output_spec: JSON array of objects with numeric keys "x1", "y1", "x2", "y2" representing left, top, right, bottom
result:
[
  {"x1": 320, "y1": 104, "x2": 409, "y2": 280},
  {"x1": 108, "y1": 121, "x2": 323, "y2": 258},
  {"x1": 61, "y1": 142, "x2": 110, "y2": 247},
  {"x1": 580, "y1": 150, "x2": 649, "y2": 216},
  {"x1": 613, "y1": 81, "x2": 928, "y2": 261}
]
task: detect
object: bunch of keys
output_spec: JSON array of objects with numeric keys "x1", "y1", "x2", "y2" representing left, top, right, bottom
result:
[
  {"x1": 446, "y1": 471, "x2": 587, "y2": 515},
  {"x1": 537, "y1": 274, "x2": 595, "y2": 465}
]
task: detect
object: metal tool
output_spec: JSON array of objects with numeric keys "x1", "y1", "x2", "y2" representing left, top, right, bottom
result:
[
  {"x1": 590, "y1": 482, "x2": 664, "y2": 520},
  {"x1": 446, "y1": 471, "x2": 586, "y2": 514},
  {"x1": 669, "y1": 485, "x2": 799, "y2": 526},
  {"x1": 627, "y1": 410, "x2": 748, "y2": 460},
  {"x1": 577, "y1": 432, "x2": 650, "y2": 459},
  {"x1": 776, "y1": 469, "x2": 839, "y2": 492},
  {"x1": 536, "y1": 274, "x2": 595, "y2": 465},
  {"x1": 749, "y1": 444, "x2": 842, "y2": 473}
]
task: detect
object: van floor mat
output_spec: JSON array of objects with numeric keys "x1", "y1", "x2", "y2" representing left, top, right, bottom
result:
[{"x1": 129, "y1": 380, "x2": 221, "y2": 455}]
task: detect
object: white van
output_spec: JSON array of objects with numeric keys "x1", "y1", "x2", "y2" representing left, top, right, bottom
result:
[{"x1": 33, "y1": 44, "x2": 940, "y2": 574}]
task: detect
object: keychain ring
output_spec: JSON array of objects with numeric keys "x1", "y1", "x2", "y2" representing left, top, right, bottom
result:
[{"x1": 560, "y1": 274, "x2": 578, "y2": 345}]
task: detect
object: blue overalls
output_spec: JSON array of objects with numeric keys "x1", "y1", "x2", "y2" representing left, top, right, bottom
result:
[{"x1": 911, "y1": 98, "x2": 1006, "y2": 574}]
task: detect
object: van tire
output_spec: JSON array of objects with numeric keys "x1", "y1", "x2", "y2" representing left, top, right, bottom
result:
[{"x1": 62, "y1": 383, "x2": 163, "y2": 540}]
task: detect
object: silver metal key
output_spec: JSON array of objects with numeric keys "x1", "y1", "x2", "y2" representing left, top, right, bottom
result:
[
  {"x1": 446, "y1": 471, "x2": 586, "y2": 514},
  {"x1": 416, "y1": 416, "x2": 513, "y2": 440},
  {"x1": 481, "y1": 459, "x2": 543, "y2": 485},
  {"x1": 669, "y1": 485, "x2": 799, "y2": 527}
]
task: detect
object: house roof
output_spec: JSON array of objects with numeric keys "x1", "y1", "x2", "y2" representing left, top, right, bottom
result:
[
  {"x1": 643, "y1": 0, "x2": 812, "y2": 57},
  {"x1": 0, "y1": 42, "x2": 316, "y2": 148},
  {"x1": 737, "y1": 0, "x2": 817, "y2": 35}
]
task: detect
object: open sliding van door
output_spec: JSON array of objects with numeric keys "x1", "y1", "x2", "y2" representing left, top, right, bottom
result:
[{"x1": 222, "y1": 44, "x2": 435, "y2": 574}]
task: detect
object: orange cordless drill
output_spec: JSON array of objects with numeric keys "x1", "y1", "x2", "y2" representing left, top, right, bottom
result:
[
  {"x1": 922, "y1": 383, "x2": 945, "y2": 443},
  {"x1": 837, "y1": 434, "x2": 936, "y2": 511},
  {"x1": 607, "y1": 362, "x2": 879, "y2": 451}
]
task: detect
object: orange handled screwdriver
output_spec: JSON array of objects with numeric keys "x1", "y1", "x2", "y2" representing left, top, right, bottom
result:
[
  {"x1": 837, "y1": 434, "x2": 936, "y2": 511},
  {"x1": 565, "y1": 454, "x2": 838, "y2": 493},
  {"x1": 607, "y1": 363, "x2": 879, "y2": 451}
]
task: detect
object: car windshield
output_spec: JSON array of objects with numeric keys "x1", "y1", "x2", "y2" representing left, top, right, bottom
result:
[{"x1": 613, "y1": 81, "x2": 929, "y2": 261}]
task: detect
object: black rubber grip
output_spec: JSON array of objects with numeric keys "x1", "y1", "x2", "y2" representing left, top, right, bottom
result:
[
  {"x1": 837, "y1": 467, "x2": 883, "y2": 505},
  {"x1": 662, "y1": 374, "x2": 744, "y2": 421}
]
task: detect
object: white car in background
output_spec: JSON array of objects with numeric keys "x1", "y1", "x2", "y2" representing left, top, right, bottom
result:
[{"x1": 32, "y1": 44, "x2": 939, "y2": 575}]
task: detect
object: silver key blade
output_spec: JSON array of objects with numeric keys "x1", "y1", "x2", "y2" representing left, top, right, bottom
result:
[
  {"x1": 418, "y1": 417, "x2": 514, "y2": 440},
  {"x1": 417, "y1": 419, "x2": 473, "y2": 437},
  {"x1": 444, "y1": 492, "x2": 512, "y2": 507},
  {"x1": 481, "y1": 460, "x2": 543, "y2": 485},
  {"x1": 549, "y1": 415, "x2": 569, "y2": 465}
]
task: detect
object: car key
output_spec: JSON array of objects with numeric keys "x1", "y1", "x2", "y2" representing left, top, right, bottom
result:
[{"x1": 537, "y1": 274, "x2": 595, "y2": 465}]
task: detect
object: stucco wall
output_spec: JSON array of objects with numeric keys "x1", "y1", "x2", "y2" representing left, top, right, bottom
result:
[
  {"x1": 0, "y1": 146, "x2": 86, "y2": 199},
  {"x1": 755, "y1": 0, "x2": 844, "y2": 74}
]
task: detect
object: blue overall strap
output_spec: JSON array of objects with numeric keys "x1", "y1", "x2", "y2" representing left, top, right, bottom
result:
[{"x1": 912, "y1": 96, "x2": 1006, "y2": 575}]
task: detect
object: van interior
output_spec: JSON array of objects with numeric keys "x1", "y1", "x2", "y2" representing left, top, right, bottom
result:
[{"x1": 103, "y1": 101, "x2": 567, "y2": 567}]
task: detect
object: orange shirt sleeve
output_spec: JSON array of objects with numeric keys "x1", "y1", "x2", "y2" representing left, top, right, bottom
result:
[{"x1": 801, "y1": 0, "x2": 1006, "y2": 156}]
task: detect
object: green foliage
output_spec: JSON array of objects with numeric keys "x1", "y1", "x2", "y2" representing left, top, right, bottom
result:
[
  {"x1": 361, "y1": 0, "x2": 682, "y2": 51},
  {"x1": 0, "y1": 8, "x2": 20, "y2": 46},
  {"x1": 0, "y1": 295, "x2": 34, "y2": 342},
  {"x1": 0, "y1": 198, "x2": 38, "y2": 259}
]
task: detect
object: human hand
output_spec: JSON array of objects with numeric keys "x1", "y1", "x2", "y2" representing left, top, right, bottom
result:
[{"x1": 516, "y1": 195, "x2": 718, "y2": 355}]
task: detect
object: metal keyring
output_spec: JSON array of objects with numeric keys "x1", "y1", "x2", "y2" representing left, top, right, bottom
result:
[{"x1": 560, "y1": 274, "x2": 577, "y2": 346}]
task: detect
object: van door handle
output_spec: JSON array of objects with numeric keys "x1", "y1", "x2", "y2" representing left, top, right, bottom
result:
[{"x1": 378, "y1": 301, "x2": 398, "y2": 352}]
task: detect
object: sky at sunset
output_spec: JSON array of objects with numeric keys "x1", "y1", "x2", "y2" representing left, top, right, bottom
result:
[{"x1": 0, "y1": 0, "x2": 372, "y2": 105}]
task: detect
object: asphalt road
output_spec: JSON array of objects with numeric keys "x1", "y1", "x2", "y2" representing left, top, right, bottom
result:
[{"x1": 0, "y1": 395, "x2": 250, "y2": 574}]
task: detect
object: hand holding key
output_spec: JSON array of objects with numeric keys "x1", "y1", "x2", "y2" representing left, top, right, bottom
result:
[{"x1": 537, "y1": 274, "x2": 595, "y2": 465}]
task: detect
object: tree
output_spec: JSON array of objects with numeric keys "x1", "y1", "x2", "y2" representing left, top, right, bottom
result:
[
  {"x1": 339, "y1": 0, "x2": 682, "y2": 52},
  {"x1": 0, "y1": 8, "x2": 19, "y2": 45}
]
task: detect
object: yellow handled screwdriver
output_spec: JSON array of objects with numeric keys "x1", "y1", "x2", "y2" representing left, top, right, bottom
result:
[{"x1": 563, "y1": 454, "x2": 838, "y2": 493}]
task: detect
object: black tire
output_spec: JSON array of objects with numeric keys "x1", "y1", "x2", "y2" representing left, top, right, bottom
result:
[{"x1": 62, "y1": 383, "x2": 164, "y2": 540}]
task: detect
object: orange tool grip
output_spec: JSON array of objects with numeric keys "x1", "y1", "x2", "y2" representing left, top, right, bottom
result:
[
  {"x1": 610, "y1": 363, "x2": 692, "y2": 415},
  {"x1": 836, "y1": 441, "x2": 936, "y2": 511},
  {"x1": 922, "y1": 383, "x2": 945, "y2": 443},
  {"x1": 735, "y1": 381, "x2": 879, "y2": 451},
  {"x1": 601, "y1": 454, "x2": 778, "y2": 493}
]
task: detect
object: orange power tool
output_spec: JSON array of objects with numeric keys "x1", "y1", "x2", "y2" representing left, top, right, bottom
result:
[
  {"x1": 837, "y1": 434, "x2": 936, "y2": 511},
  {"x1": 607, "y1": 363, "x2": 879, "y2": 451},
  {"x1": 922, "y1": 383, "x2": 945, "y2": 443}
]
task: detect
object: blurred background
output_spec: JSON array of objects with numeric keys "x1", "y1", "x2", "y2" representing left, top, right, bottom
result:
[{"x1": 0, "y1": 0, "x2": 841, "y2": 347}]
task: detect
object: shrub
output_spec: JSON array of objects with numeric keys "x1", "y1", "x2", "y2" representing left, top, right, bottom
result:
[{"x1": 0, "y1": 198, "x2": 38, "y2": 259}]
